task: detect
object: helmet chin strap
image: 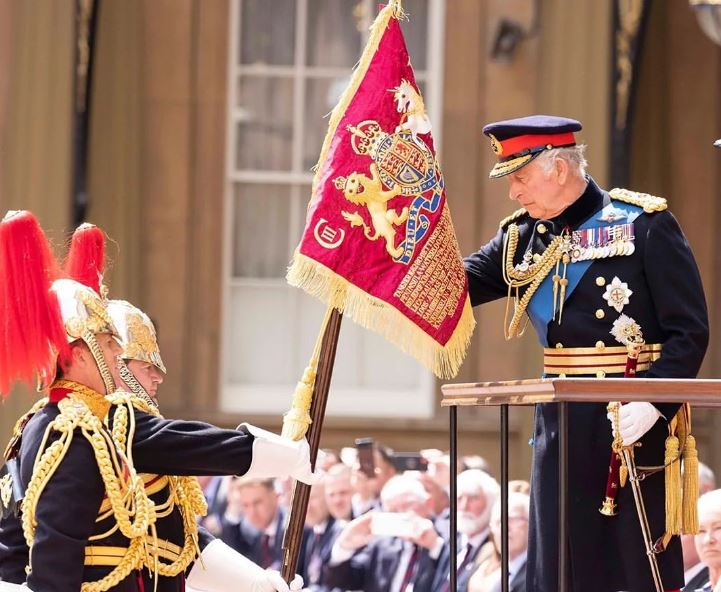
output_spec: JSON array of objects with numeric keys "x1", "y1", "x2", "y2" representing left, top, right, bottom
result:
[
  {"x1": 82, "y1": 330, "x2": 116, "y2": 395},
  {"x1": 117, "y1": 358, "x2": 157, "y2": 409}
]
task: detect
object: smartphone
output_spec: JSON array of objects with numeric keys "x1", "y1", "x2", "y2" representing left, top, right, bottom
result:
[
  {"x1": 391, "y1": 452, "x2": 428, "y2": 472},
  {"x1": 370, "y1": 512, "x2": 415, "y2": 539},
  {"x1": 355, "y1": 437, "x2": 376, "y2": 478}
]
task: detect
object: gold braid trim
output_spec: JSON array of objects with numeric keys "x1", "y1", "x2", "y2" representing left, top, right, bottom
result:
[
  {"x1": 499, "y1": 208, "x2": 528, "y2": 230},
  {"x1": 80, "y1": 536, "x2": 146, "y2": 592},
  {"x1": 502, "y1": 223, "x2": 564, "y2": 339},
  {"x1": 22, "y1": 393, "x2": 156, "y2": 552},
  {"x1": 609, "y1": 188, "x2": 668, "y2": 213},
  {"x1": 106, "y1": 390, "x2": 208, "y2": 576}
]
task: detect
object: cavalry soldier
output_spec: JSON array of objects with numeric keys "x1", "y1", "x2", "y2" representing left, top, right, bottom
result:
[
  {"x1": 0, "y1": 214, "x2": 312, "y2": 591},
  {"x1": 463, "y1": 115, "x2": 709, "y2": 592}
]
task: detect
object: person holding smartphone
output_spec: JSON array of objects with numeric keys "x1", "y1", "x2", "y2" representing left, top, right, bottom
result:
[{"x1": 325, "y1": 474, "x2": 446, "y2": 592}]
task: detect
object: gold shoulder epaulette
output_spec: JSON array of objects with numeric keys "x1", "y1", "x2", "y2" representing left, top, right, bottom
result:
[
  {"x1": 609, "y1": 188, "x2": 667, "y2": 214},
  {"x1": 499, "y1": 208, "x2": 528, "y2": 229}
]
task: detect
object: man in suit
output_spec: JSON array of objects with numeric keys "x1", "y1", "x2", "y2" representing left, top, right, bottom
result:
[
  {"x1": 435, "y1": 469, "x2": 500, "y2": 592},
  {"x1": 303, "y1": 480, "x2": 343, "y2": 591},
  {"x1": 324, "y1": 474, "x2": 445, "y2": 592},
  {"x1": 464, "y1": 115, "x2": 708, "y2": 592},
  {"x1": 221, "y1": 477, "x2": 311, "y2": 580},
  {"x1": 325, "y1": 464, "x2": 354, "y2": 522}
]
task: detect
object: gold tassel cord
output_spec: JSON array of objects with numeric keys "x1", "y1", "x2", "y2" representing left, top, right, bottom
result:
[
  {"x1": 680, "y1": 404, "x2": 699, "y2": 534},
  {"x1": 282, "y1": 304, "x2": 336, "y2": 442},
  {"x1": 664, "y1": 434, "x2": 682, "y2": 536}
]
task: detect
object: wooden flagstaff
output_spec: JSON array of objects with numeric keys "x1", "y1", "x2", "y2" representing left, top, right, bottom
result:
[{"x1": 280, "y1": 308, "x2": 343, "y2": 583}]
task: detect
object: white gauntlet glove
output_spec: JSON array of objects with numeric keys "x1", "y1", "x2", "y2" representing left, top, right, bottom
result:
[
  {"x1": 239, "y1": 423, "x2": 319, "y2": 485},
  {"x1": 606, "y1": 401, "x2": 661, "y2": 446},
  {"x1": 186, "y1": 539, "x2": 304, "y2": 592}
]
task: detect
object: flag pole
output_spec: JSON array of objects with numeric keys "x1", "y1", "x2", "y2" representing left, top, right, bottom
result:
[{"x1": 280, "y1": 307, "x2": 343, "y2": 583}]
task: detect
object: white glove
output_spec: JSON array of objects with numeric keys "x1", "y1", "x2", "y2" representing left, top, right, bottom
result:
[
  {"x1": 240, "y1": 423, "x2": 319, "y2": 485},
  {"x1": 607, "y1": 402, "x2": 661, "y2": 446},
  {"x1": 186, "y1": 539, "x2": 304, "y2": 592},
  {"x1": 0, "y1": 582, "x2": 31, "y2": 591}
]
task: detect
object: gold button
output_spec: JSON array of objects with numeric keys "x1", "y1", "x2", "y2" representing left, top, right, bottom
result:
[
  {"x1": 596, "y1": 340, "x2": 605, "y2": 350},
  {"x1": 559, "y1": 373, "x2": 566, "y2": 378},
  {"x1": 537, "y1": 223, "x2": 547, "y2": 234},
  {"x1": 555, "y1": 343, "x2": 563, "y2": 349},
  {"x1": 596, "y1": 276, "x2": 606, "y2": 287},
  {"x1": 595, "y1": 309, "x2": 605, "y2": 319},
  {"x1": 596, "y1": 370, "x2": 606, "y2": 378}
]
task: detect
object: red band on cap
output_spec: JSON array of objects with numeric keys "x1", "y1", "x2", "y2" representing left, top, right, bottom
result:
[{"x1": 499, "y1": 132, "x2": 576, "y2": 157}]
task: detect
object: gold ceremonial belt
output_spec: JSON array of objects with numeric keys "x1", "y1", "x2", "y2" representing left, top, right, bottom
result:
[
  {"x1": 543, "y1": 344, "x2": 662, "y2": 376},
  {"x1": 84, "y1": 536, "x2": 182, "y2": 566}
]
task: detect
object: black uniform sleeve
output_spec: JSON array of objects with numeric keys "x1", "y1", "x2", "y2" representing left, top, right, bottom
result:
[
  {"x1": 323, "y1": 545, "x2": 373, "y2": 591},
  {"x1": 463, "y1": 227, "x2": 509, "y2": 306},
  {"x1": 26, "y1": 433, "x2": 105, "y2": 592},
  {"x1": 0, "y1": 512, "x2": 27, "y2": 584},
  {"x1": 643, "y1": 211, "x2": 709, "y2": 415},
  {"x1": 119, "y1": 410, "x2": 256, "y2": 477}
]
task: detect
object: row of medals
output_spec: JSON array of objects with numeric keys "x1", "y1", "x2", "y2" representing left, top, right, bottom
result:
[
  {"x1": 513, "y1": 222, "x2": 636, "y2": 273},
  {"x1": 569, "y1": 223, "x2": 635, "y2": 262}
]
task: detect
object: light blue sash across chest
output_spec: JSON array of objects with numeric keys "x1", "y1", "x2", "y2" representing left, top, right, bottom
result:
[{"x1": 526, "y1": 200, "x2": 643, "y2": 346}]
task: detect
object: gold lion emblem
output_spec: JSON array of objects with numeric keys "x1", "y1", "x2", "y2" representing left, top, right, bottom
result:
[{"x1": 335, "y1": 164, "x2": 408, "y2": 259}]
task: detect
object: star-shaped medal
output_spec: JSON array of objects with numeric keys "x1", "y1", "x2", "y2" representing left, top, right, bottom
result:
[{"x1": 603, "y1": 276, "x2": 633, "y2": 313}]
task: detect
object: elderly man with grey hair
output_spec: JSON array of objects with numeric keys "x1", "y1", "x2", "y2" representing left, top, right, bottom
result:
[
  {"x1": 464, "y1": 115, "x2": 708, "y2": 592},
  {"x1": 324, "y1": 474, "x2": 447, "y2": 592}
]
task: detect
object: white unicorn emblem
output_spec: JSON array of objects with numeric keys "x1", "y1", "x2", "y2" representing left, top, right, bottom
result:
[{"x1": 392, "y1": 79, "x2": 432, "y2": 138}]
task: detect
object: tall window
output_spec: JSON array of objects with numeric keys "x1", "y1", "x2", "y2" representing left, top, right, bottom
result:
[{"x1": 222, "y1": 0, "x2": 446, "y2": 418}]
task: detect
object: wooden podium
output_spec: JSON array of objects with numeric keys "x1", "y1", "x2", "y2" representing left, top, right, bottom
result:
[{"x1": 440, "y1": 378, "x2": 721, "y2": 592}]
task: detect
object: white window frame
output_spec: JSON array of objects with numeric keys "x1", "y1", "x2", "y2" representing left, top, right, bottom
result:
[{"x1": 220, "y1": 0, "x2": 446, "y2": 419}]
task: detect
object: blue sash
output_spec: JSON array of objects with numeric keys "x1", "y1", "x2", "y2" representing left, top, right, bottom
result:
[{"x1": 526, "y1": 200, "x2": 643, "y2": 346}]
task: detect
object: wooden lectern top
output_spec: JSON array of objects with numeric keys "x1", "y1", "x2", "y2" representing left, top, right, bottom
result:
[{"x1": 441, "y1": 378, "x2": 721, "y2": 407}]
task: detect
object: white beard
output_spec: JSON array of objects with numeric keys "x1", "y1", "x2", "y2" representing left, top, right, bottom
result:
[{"x1": 458, "y1": 511, "x2": 489, "y2": 536}]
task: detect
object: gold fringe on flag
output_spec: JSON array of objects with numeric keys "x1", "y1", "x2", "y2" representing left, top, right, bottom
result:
[{"x1": 288, "y1": 254, "x2": 475, "y2": 380}]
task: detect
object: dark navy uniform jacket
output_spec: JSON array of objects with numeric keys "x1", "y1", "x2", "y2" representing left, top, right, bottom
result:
[
  {"x1": 464, "y1": 177, "x2": 709, "y2": 592},
  {"x1": 0, "y1": 403, "x2": 256, "y2": 591}
]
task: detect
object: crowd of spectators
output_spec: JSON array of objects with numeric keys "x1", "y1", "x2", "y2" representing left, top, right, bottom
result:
[
  {"x1": 197, "y1": 442, "x2": 529, "y2": 592},
  {"x1": 196, "y1": 442, "x2": 721, "y2": 592}
]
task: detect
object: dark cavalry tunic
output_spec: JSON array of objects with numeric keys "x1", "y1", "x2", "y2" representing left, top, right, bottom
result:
[
  {"x1": 0, "y1": 402, "x2": 257, "y2": 592},
  {"x1": 464, "y1": 177, "x2": 709, "y2": 592}
]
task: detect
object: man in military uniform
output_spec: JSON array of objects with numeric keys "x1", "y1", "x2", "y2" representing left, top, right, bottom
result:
[
  {"x1": 0, "y1": 213, "x2": 314, "y2": 591},
  {"x1": 463, "y1": 116, "x2": 709, "y2": 592}
]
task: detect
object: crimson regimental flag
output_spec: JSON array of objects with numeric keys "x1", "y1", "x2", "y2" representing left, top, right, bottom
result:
[{"x1": 287, "y1": 2, "x2": 474, "y2": 378}]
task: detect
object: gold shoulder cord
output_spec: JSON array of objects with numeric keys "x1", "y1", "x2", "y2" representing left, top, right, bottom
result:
[
  {"x1": 22, "y1": 383, "x2": 157, "y2": 592},
  {"x1": 609, "y1": 188, "x2": 667, "y2": 213},
  {"x1": 107, "y1": 391, "x2": 208, "y2": 578},
  {"x1": 498, "y1": 207, "x2": 528, "y2": 230},
  {"x1": 502, "y1": 223, "x2": 565, "y2": 339}
]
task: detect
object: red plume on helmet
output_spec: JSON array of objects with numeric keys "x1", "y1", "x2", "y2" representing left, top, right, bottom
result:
[
  {"x1": 0, "y1": 211, "x2": 69, "y2": 397},
  {"x1": 64, "y1": 222, "x2": 106, "y2": 296}
]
